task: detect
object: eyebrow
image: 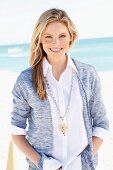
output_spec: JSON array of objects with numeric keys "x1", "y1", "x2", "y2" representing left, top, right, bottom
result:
[{"x1": 43, "y1": 32, "x2": 68, "y2": 36}]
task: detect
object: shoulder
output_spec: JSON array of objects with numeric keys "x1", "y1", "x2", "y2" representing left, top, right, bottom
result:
[
  {"x1": 12, "y1": 67, "x2": 33, "y2": 99},
  {"x1": 71, "y1": 58, "x2": 101, "y2": 91},
  {"x1": 19, "y1": 67, "x2": 32, "y2": 79},
  {"x1": 20, "y1": 67, "x2": 32, "y2": 78},
  {"x1": 14, "y1": 67, "x2": 32, "y2": 86},
  {"x1": 72, "y1": 58, "x2": 95, "y2": 72},
  {"x1": 71, "y1": 58, "x2": 98, "y2": 79}
]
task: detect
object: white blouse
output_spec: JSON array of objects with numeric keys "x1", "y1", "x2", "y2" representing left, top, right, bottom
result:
[{"x1": 42, "y1": 56, "x2": 88, "y2": 170}]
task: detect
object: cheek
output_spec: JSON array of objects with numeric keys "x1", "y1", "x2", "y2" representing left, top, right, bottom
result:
[
  {"x1": 41, "y1": 41, "x2": 50, "y2": 49},
  {"x1": 60, "y1": 38, "x2": 71, "y2": 46},
  {"x1": 61, "y1": 41, "x2": 70, "y2": 48},
  {"x1": 42, "y1": 39, "x2": 52, "y2": 45}
]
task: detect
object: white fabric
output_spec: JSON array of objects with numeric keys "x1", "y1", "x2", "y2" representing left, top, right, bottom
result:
[
  {"x1": 10, "y1": 125, "x2": 27, "y2": 135},
  {"x1": 43, "y1": 158, "x2": 62, "y2": 170},
  {"x1": 42, "y1": 56, "x2": 88, "y2": 170},
  {"x1": 92, "y1": 127, "x2": 109, "y2": 140}
]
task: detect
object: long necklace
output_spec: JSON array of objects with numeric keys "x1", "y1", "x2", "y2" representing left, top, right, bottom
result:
[{"x1": 45, "y1": 70, "x2": 74, "y2": 136}]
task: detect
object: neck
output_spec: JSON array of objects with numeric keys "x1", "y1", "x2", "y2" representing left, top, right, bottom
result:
[{"x1": 47, "y1": 55, "x2": 67, "y2": 81}]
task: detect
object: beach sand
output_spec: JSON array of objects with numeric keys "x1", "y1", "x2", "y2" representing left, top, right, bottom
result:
[{"x1": 0, "y1": 70, "x2": 113, "y2": 170}]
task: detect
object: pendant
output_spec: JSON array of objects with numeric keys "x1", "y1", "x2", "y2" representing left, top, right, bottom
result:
[{"x1": 59, "y1": 120, "x2": 68, "y2": 136}]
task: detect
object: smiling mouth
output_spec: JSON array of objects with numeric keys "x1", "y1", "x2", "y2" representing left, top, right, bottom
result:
[{"x1": 50, "y1": 48, "x2": 62, "y2": 52}]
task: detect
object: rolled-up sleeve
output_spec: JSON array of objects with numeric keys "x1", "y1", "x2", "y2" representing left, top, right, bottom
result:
[
  {"x1": 11, "y1": 74, "x2": 30, "y2": 134},
  {"x1": 92, "y1": 127, "x2": 109, "y2": 141}
]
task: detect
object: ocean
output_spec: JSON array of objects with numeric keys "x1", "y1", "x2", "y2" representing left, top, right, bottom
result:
[{"x1": 0, "y1": 37, "x2": 113, "y2": 72}]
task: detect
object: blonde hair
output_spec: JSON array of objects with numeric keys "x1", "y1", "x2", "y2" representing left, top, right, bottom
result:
[{"x1": 30, "y1": 8, "x2": 78, "y2": 100}]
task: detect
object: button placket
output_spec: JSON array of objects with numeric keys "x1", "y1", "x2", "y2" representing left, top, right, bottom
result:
[{"x1": 57, "y1": 83, "x2": 65, "y2": 117}]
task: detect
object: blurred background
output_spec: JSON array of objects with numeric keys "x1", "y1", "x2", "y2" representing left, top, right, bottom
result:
[{"x1": 0, "y1": 0, "x2": 113, "y2": 169}]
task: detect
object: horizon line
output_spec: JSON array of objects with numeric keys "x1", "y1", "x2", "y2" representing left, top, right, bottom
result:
[{"x1": 0, "y1": 36, "x2": 113, "y2": 46}]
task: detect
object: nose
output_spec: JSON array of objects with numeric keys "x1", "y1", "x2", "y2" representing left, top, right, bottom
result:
[{"x1": 52, "y1": 38, "x2": 60, "y2": 45}]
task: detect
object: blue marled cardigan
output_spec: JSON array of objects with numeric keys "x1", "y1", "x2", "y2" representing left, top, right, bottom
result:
[{"x1": 11, "y1": 59, "x2": 109, "y2": 170}]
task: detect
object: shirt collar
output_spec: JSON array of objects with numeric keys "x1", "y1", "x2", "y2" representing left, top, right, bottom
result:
[
  {"x1": 42, "y1": 55, "x2": 77, "y2": 77},
  {"x1": 66, "y1": 55, "x2": 78, "y2": 72}
]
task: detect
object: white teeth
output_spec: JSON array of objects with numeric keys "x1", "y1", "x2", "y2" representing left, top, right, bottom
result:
[{"x1": 50, "y1": 48, "x2": 61, "y2": 52}]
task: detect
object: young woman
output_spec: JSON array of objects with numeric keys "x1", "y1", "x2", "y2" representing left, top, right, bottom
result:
[{"x1": 11, "y1": 8, "x2": 109, "y2": 170}]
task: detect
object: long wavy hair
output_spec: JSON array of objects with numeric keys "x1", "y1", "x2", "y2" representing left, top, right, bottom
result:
[{"x1": 30, "y1": 8, "x2": 78, "y2": 100}]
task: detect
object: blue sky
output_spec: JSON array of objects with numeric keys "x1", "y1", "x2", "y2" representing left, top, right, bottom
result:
[{"x1": 0, "y1": 0, "x2": 113, "y2": 44}]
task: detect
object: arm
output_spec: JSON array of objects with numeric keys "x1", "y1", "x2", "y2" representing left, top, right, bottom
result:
[
  {"x1": 11, "y1": 74, "x2": 62, "y2": 169},
  {"x1": 11, "y1": 135, "x2": 41, "y2": 166},
  {"x1": 11, "y1": 74, "x2": 42, "y2": 167},
  {"x1": 89, "y1": 68, "x2": 109, "y2": 154},
  {"x1": 89, "y1": 68, "x2": 109, "y2": 131},
  {"x1": 92, "y1": 136, "x2": 103, "y2": 155},
  {"x1": 11, "y1": 133, "x2": 62, "y2": 169}
]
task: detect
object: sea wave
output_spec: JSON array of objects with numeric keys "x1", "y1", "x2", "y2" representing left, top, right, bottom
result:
[
  {"x1": 8, "y1": 48, "x2": 22, "y2": 53},
  {"x1": 7, "y1": 47, "x2": 24, "y2": 57}
]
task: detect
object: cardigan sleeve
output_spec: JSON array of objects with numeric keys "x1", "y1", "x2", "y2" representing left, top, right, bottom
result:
[
  {"x1": 11, "y1": 73, "x2": 30, "y2": 131},
  {"x1": 89, "y1": 67, "x2": 109, "y2": 133}
]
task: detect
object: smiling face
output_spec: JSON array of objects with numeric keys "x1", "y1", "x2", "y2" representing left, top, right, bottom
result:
[{"x1": 40, "y1": 21, "x2": 71, "y2": 62}]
